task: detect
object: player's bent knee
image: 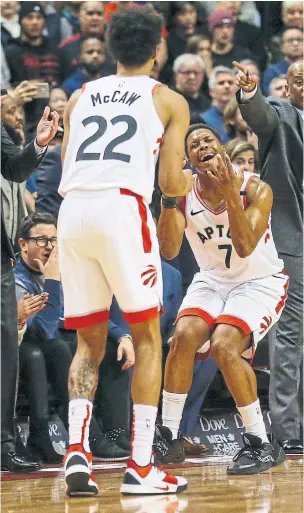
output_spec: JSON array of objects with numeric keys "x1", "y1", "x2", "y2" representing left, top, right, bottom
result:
[{"x1": 210, "y1": 336, "x2": 238, "y2": 365}]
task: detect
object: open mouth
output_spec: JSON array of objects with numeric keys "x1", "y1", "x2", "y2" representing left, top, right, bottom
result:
[{"x1": 200, "y1": 153, "x2": 215, "y2": 163}]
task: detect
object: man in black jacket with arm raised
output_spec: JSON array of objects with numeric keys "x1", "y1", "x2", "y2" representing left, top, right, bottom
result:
[
  {"x1": 235, "y1": 59, "x2": 303, "y2": 454},
  {"x1": 1, "y1": 105, "x2": 59, "y2": 471}
]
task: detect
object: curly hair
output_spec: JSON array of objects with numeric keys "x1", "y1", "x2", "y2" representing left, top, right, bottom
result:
[{"x1": 107, "y1": 6, "x2": 163, "y2": 66}]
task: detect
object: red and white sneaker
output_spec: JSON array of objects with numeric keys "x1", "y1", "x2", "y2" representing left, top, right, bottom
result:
[
  {"x1": 120, "y1": 460, "x2": 187, "y2": 495},
  {"x1": 64, "y1": 444, "x2": 98, "y2": 496}
]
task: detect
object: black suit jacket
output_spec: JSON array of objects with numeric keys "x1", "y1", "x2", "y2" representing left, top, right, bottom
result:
[
  {"x1": 1, "y1": 122, "x2": 46, "y2": 263},
  {"x1": 238, "y1": 89, "x2": 303, "y2": 256}
]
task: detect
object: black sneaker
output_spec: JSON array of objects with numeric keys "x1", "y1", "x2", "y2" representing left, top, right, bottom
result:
[
  {"x1": 90, "y1": 433, "x2": 129, "y2": 461},
  {"x1": 106, "y1": 428, "x2": 131, "y2": 452},
  {"x1": 153, "y1": 425, "x2": 185, "y2": 465},
  {"x1": 227, "y1": 433, "x2": 286, "y2": 475}
]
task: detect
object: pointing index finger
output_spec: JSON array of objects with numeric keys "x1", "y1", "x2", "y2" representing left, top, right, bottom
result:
[{"x1": 232, "y1": 61, "x2": 247, "y2": 75}]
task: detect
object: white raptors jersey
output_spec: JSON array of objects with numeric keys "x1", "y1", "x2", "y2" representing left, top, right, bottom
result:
[
  {"x1": 59, "y1": 76, "x2": 164, "y2": 203},
  {"x1": 183, "y1": 172, "x2": 284, "y2": 282}
]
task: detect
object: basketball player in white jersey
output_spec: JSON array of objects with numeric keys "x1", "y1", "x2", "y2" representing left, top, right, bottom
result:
[
  {"x1": 155, "y1": 123, "x2": 288, "y2": 475},
  {"x1": 58, "y1": 6, "x2": 194, "y2": 496}
]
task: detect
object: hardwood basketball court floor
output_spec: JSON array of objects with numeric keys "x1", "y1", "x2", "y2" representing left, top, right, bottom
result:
[{"x1": 1, "y1": 455, "x2": 303, "y2": 513}]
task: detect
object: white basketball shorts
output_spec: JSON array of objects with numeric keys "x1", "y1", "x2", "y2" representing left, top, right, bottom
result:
[
  {"x1": 57, "y1": 188, "x2": 163, "y2": 329},
  {"x1": 177, "y1": 270, "x2": 289, "y2": 361}
]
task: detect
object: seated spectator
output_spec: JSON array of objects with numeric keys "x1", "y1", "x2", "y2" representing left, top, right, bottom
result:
[
  {"x1": 0, "y1": 1, "x2": 21, "y2": 46},
  {"x1": 263, "y1": 28, "x2": 303, "y2": 95},
  {"x1": 216, "y1": 1, "x2": 266, "y2": 69},
  {"x1": 48, "y1": 87, "x2": 68, "y2": 129},
  {"x1": 62, "y1": 34, "x2": 107, "y2": 97},
  {"x1": 172, "y1": 53, "x2": 210, "y2": 115},
  {"x1": 269, "y1": 75, "x2": 288, "y2": 98},
  {"x1": 269, "y1": 1, "x2": 303, "y2": 64},
  {"x1": 15, "y1": 213, "x2": 72, "y2": 463},
  {"x1": 202, "y1": 65, "x2": 236, "y2": 143},
  {"x1": 161, "y1": 1, "x2": 201, "y2": 84},
  {"x1": 223, "y1": 98, "x2": 258, "y2": 147},
  {"x1": 186, "y1": 34, "x2": 213, "y2": 77},
  {"x1": 59, "y1": 1, "x2": 106, "y2": 79},
  {"x1": 238, "y1": 59, "x2": 261, "y2": 85},
  {"x1": 225, "y1": 139, "x2": 259, "y2": 174},
  {"x1": 209, "y1": 10, "x2": 253, "y2": 70},
  {"x1": 4, "y1": 2, "x2": 62, "y2": 140}
]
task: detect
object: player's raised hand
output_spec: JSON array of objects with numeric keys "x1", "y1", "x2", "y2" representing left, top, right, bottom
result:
[
  {"x1": 233, "y1": 61, "x2": 258, "y2": 93},
  {"x1": 206, "y1": 152, "x2": 243, "y2": 198}
]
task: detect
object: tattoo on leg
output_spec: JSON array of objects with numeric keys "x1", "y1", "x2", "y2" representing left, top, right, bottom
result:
[{"x1": 69, "y1": 355, "x2": 99, "y2": 401}]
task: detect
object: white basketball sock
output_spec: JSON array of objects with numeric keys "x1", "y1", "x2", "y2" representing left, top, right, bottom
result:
[
  {"x1": 69, "y1": 398, "x2": 93, "y2": 453},
  {"x1": 162, "y1": 390, "x2": 188, "y2": 440},
  {"x1": 237, "y1": 399, "x2": 268, "y2": 444},
  {"x1": 131, "y1": 404, "x2": 158, "y2": 467}
]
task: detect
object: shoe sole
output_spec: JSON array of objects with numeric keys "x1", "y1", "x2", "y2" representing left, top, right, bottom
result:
[
  {"x1": 93, "y1": 455, "x2": 129, "y2": 462},
  {"x1": 120, "y1": 483, "x2": 187, "y2": 495},
  {"x1": 227, "y1": 448, "x2": 287, "y2": 475},
  {"x1": 65, "y1": 472, "x2": 98, "y2": 497}
]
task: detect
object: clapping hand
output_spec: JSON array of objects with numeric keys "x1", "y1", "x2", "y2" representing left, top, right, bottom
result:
[
  {"x1": 36, "y1": 106, "x2": 59, "y2": 147},
  {"x1": 18, "y1": 293, "x2": 49, "y2": 324},
  {"x1": 233, "y1": 61, "x2": 258, "y2": 93}
]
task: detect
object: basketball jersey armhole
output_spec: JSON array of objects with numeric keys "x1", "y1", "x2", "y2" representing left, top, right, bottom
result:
[{"x1": 152, "y1": 83, "x2": 167, "y2": 95}]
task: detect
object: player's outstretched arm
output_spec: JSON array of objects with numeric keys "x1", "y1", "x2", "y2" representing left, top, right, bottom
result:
[
  {"x1": 158, "y1": 90, "x2": 194, "y2": 197},
  {"x1": 157, "y1": 198, "x2": 186, "y2": 260},
  {"x1": 61, "y1": 89, "x2": 82, "y2": 166}
]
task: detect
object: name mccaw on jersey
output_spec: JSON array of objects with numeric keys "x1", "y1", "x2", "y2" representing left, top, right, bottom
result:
[{"x1": 91, "y1": 90, "x2": 141, "y2": 107}]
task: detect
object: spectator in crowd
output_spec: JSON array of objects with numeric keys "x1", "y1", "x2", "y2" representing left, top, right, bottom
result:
[
  {"x1": 43, "y1": 1, "x2": 73, "y2": 46},
  {"x1": 0, "y1": 1, "x2": 20, "y2": 46},
  {"x1": 238, "y1": 59, "x2": 261, "y2": 85},
  {"x1": 269, "y1": 75, "x2": 288, "y2": 98},
  {"x1": 263, "y1": 28, "x2": 303, "y2": 95},
  {"x1": 269, "y1": 1, "x2": 303, "y2": 64},
  {"x1": 236, "y1": 59, "x2": 303, "y2": 454},
  {"x1": 161, "y1": 2, "x2": 201, "y2": 84},
  {"x1": 4, "y1": 2, "x2": 62, "y2": 139},
  {"x1": 59, "y1": 1, "x2": 106, "y2": 79},
  {"x1": 15, "y1": 212, "x2": 72, "y2": 463},
  {"x1": 59, "y1": 0, "x2": 82, "y2": 35},
  {"x1": 172, "y1": 54, "x2": 210, "y2": 115},
  {"x1": 48, "y1": 87, "x2": 68, "y2": 129},
  {"x1": 225, "y1": 139, "x2": 259, "y2": 174},
  {"x1": 1, "y1": 104, "x2": 59, "y2": 472},
  {"x1": 216, "y1": 1, "x2": 266, "y2": 69},
  {"x1": 202, "y1": 65, "x2": 236, "y2": 143},
  {"x1": 223, "y1": 99, "x2": 258, "y2": 147},
  {"x1": 62, "y1": 34, "x2": 107, "y2": 97},
  {"x1": 186, "y1": 34, "x2": 213, "y2": 78},
  {"x1": 209, "y1": 10, "x2": 253, "y2": 70}
]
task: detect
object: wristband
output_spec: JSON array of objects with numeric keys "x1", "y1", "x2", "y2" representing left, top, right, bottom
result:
[{"x1": 161, "y1": 194, "x2": 177, "y2": 209}]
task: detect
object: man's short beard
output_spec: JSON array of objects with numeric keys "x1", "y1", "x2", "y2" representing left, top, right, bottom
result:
[
  {"x1": 3, "y1": 123, "x2": 22, "y2": 146},
  {"x1": 22, "y1": 29, "x2": 43, "y2": 41}
]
